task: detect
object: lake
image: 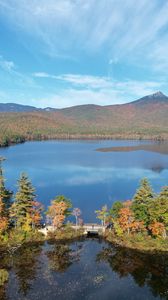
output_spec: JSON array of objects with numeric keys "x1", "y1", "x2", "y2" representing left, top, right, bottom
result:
[
  {"x1": 0, "y1": 140, "x2": 168, "y2": 300},
  {"x1": 1, "y1": 238, "x2": 168, "y2": 300},
  {"x1": 0, "y1": 140, "x2": 168, "y2": 222}
]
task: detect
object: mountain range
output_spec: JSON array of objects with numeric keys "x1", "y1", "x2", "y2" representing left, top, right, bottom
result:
[
  {"x1": 0, "y1": 91, "x2": 167, "y2": 112},
  {"x1": 0, "y1": 91, "x2": 168, "y2": 146}
]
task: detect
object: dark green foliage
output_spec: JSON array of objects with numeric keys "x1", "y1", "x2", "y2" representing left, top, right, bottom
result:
[
  {"x1": 148, "y1": 186, "x2": 168, "y2": 228},
  {"x1": 47, "y1": 244, "x2": 75, "y2": 272},
  {"x1": 11, "y1": 173, "x2": 36, "y2": 228},
  {"x1": 0, "y1": 166, "x2": 12, "y2": 219},
  {"x1": 132, "y1": 178, "x2": 154, "y2": 226},
  {"x1": 97, "y1": 243, "x2": 168, "y2": 298},
  {"x1": 133, "y1": 178, "x2": 154, "y2": 201},
  {"x1": 109, "y1": 201, "x2": 123, "y2": 219}
]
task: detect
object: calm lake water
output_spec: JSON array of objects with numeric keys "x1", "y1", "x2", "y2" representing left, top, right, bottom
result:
[
  {"x1": 0, "y1": 140, "x2": 168, "y2": 300},
  {"x1": 1, "y1": 239, "x2": 168, "y2": 300},
  {"x1": 0, "y1": 140, "x2": 167, "y2": 222}
]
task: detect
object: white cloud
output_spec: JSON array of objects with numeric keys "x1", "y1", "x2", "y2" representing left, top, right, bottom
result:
[
  {"x1": 34, "y1": 72, "x2": 163, "y2": 92},
  {"x1": 1, "y1": 0, "x2": 168, "y2": 70},
  {"x1": 33, "y1": 72, "x2": 56, "y2": 79},
  {"x1": 1, "y1": 64, "x2": 165, "y2": 107},
  {"x1": 1, "y1": 1, "x2": 168, "y2": 107},
  {"x1": 33, "y1": 74, "x2": 164, "y2": 108},
  {"x1": 57, "y1": 166, "x2": 158, "y2": 186},
  {"x1": 56, "y1": 74, "x2": 114, "y2": 89},
  {"x1": 109, "y1": 58, "x2": 118, "y2": 65},
  {"x1": 0, "y1": 55, "x2": 15, "y2": 72},
  {"x1": 0, "y1": 55, "x2": 41, "y2": 92}
]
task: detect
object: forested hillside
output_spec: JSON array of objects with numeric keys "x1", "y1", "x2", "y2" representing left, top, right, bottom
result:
[{"x1": 0, "y1": 91, "x2": 168, "y2": 146}]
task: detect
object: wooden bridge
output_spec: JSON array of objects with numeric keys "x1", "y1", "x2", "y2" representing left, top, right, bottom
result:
[{"x1": 38, "y1": 223, "x2": 106, "y2": 236}]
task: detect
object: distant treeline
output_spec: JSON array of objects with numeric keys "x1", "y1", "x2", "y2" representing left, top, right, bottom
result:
[{"x1": 0, "y1": 110, "x2": 167, "y2": 147}]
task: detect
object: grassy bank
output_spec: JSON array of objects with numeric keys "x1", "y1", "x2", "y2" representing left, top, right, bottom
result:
[
  {"x1": 0, "y1": 226, "x2": 85, "y2": 252},
  {"x1": 46, "y1": 225, "x2": 84, "y2": 242},
  {"x1": 104, "y1": 231, "x2": 168, "y2": 253}
]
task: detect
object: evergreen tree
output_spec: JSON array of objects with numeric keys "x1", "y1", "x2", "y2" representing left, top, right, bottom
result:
[
  {"x1": 148, "y1": 186, "x2": 168, "y2": 232},
  {"x1": 132, "y1": 178, "x2": 154, "y2": 226},
  {"x1": 0, "y1": 162, "x2": 13, "y2": 220},
  {"x1": 109, "y1": 201, "x2": 123, "y2": 219},
  {"x1": 10, "y1": 173, "x2": 36, "y2": 229}
]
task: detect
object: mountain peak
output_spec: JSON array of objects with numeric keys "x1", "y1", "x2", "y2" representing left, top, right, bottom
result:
[
  {"x1": 150, "y1": 91, "x2": 167, "y2": 98},
  {"x1": 130, "y1": 91, "x2": 168, "y2": 106}
]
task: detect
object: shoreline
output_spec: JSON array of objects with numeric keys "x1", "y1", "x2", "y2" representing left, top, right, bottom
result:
[
  {"x1": 0, "y1": 134, "x2": 167, "y2": 149},
  {"x1": 1, "y1": 227, "x2": 168, "y2": 255},
  {"x1": 104, "y1": 231, "x2": 168, "y2": 254}
]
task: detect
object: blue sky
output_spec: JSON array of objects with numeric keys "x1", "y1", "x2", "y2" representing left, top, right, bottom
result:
[{"x1": 0, "y1": 0, "x2": 168, "y2": 108}]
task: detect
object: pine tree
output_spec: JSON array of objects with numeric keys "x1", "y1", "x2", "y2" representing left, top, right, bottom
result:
[
  {"x1": 109, "y1": 201, "x2": 123, "y2": 219},
  {"x1": 10, "y1": 173, "x2": 36, "y2": 229},
  {"x1": 132, "y1": 178, "x2": 154, "y2": 226},
  {"x1": 148, "y1": 186, "x2": 168, "y2": 234},
  {"x1": 0, "y1": 164, "x2": 13, "y2": 220}
]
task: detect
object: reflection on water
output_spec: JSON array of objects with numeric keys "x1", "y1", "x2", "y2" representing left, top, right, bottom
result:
[
  {"x1": 47, "y1": 242, "x2": 81, "y2": 272},
  {"x1": 96, "y1": 142, "x2": 168, "y2": 155},
  {"x1": 97, "y1": 245, "x2": 168, "y2": 299},
  {"x1": 0, "y1": 240, "x2": 168, "y2": 300},
  {"x1": 0, "y1": 140, "x2": 167, "y2": 222},
  {"x1": 0, "y1": 243, "x2": 42, "y2": 299}
]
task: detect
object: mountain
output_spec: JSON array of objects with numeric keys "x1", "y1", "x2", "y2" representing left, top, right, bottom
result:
[
  {"x1": 58, "y1": 91, "x2": 168, "y2": 123},
  {"x1": 0, "y1": 91, "x2": 168, "y2": 146},
  {"x1": 0, "y1": 91, "x2": 167, "y2": 113},
  {"x1": 129, "y1": 91, "x2": 168, "y2": 106},
  {"x1": 0, "y1": 102, "x2": 40, "y2": 112}
]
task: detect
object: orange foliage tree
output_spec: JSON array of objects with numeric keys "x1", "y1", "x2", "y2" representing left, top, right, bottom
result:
[
  {"x1": 149, "y1": 222, "x2": 166, "y2": 239},
  {"x1": 30, "y1": 201, "x2": 43, "y2": 229},
  {"x1": 118, "y1": 201, "x2": 145, "y2": 235},
  {"x1": 118, "y1": 207, "x2": 133, "y2": 234},
  {"x1": 47, "y1": 200, "x2": 68, "y2": 229},
  {"x1": 0, "y1": 197, "x2": 8, "y2": 234}
]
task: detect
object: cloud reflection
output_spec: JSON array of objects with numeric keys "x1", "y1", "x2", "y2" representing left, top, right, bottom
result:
[{"x1": 58, "y1": 166, "x2": 161, "y2": 186}]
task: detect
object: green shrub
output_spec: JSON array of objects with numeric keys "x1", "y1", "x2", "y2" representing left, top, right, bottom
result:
[{"x1": 0, "y1": 269, "x2": 9, "y2": 286}]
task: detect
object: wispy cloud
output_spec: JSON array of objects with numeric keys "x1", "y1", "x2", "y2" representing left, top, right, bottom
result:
[
  {"x1": 1, "y1": 0, "x2": 168, "y2": 71},
  {"x1": 33, "y1": 74, "x2": 164, "y2": 108},
  {"x1": 0, "y1": 1, "x2": 168, "y2": 107},
  {"x1": 33, "y1": 72, "x2": 56, "y2": 79},
  {"x1": 0, "y1": 55, "x2": 15, "y2": 72},
  {"x1": 32, "y1": 72, "x2": 164, "y2": 107},
  {"x1": 0, "y1": 54, "x2": 42, "y2": 104},
  {"x1": 58, "y1": 166, "x2": 159, "y2": 186},
  {"x1": 34, "y1": 72, "x2": 163, "y2": 90},
  {"x1": 0, "y1": 54, "x2": 40, "y2": 90}
]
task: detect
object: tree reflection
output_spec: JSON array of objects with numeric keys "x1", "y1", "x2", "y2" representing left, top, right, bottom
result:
[
  {"x1": 0, "y1": 243, "x2": 42, "y2": 299},
  {"x1": 47, "y1": 242, "x2": 81, "y2": 273},
  {"x1": 97, "y1": 245, "x2": 168, "y2": 299},
  {"x1": 12, "y1": 243, "x2": 42, "y2": 296},
  {"x1": 0, "y1": 287, "x2": 7, "y2": 300},
  {"x1": 0, "y1": 251, "x2": 11, "y2": 300}
]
